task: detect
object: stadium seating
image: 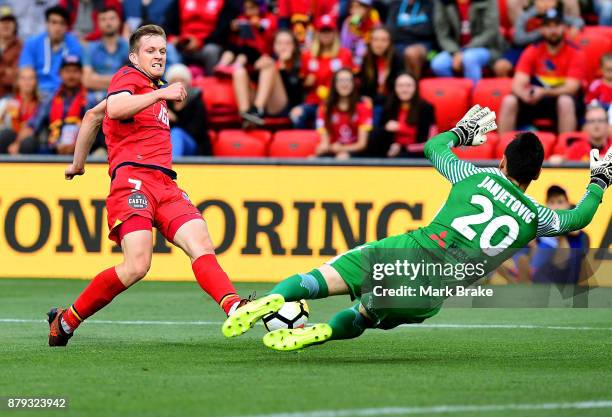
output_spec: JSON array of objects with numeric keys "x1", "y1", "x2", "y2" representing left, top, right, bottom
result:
[
  {"x1": 420, "y1": 78, "x2": 472, "y2": 132},
  {"x1": 213, "y1": 130, "x2": 271, "y2": 157},
  {"x1": 269, "y1": 130, "x2": 320, "y2": 158},
  {"x1": 553, "y1": 131, "x2": 589, "y2": 156},
  {"x1": 196, "y1": 77, "x2": 241, "y2": 128},
  {"x1": 496, "y1": 131, "x2": 557, "y2": 159},
  {"x1": 452, "y1": 133, "x2": 498, "y2": 160},
  {"x1": 472, "y1": 78, "x2": 513, "y2": 115},
  {"x1": 208, "y1": 130, "x2": 217, "y2": 143},
  {"x1": 575, "y1": 32, "x2": 612, "y2": 82}
]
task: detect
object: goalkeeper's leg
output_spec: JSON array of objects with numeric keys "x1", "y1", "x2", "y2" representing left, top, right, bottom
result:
[
  {"x1": 221, "y1": 265, "x2": 350, "y2": 338},
  {"x1": 263, "y1": 303, "x2": 372, "y2": 351}
]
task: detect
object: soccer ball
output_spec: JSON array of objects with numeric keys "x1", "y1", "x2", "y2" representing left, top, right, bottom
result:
[{"x1": 262, "y1": 300, "x2": 309, "y2": 332}]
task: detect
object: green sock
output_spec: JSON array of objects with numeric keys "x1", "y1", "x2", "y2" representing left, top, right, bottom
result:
[
  {"x1": 328, "y1": 304, "x2": 370, "y2": 340},
  {"x1": 269, "y1": 269, "x2": 329, "y2": 302}
]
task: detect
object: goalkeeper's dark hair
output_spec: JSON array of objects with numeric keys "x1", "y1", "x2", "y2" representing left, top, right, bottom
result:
[{"x1": 504, "y1": 132, "x2": 544, "y2": 184}]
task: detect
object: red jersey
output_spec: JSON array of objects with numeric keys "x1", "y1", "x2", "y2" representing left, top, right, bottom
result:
[
  {"x1": 585, "y1": 79, "x2": 612, "y2": 106},
  {"x1": 301, "y1": 47, "x2": 354, "y2": 104},
  {"x1": 565, "y1": 138, "x2": 611, "y2": 162},
  {"x1": 103, "y1": 66, "x2": 172, "y2": 177},
  {"x1": 394, "y1": 104, "x2": 417, "y2": 147},
  {"x1": 175, "y1": 0, "x2": 225, "y2": 43},
  {"x1": 515, "y1": 40, "x2": 586, "y2": 88},
  {"x1": 316, "y1": 99, "x2": 373, "y2": 144},
  {"x1": 457, "y1": 0, "x2": 471, "y2": 47},
  {"x1": 231, "y1": 12, "x2": 278, "y2": 56}
]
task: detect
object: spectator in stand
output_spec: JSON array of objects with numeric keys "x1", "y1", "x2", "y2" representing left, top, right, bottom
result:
[
  {"x1": 0, "y1": 14, "x2": 21, "y2": 98},
  {"x1": 165, "y1": 0, "x2": 241, "y2": 75},
  {"x1": 585, "y1": 53, "x2": 612, "y2": 125},
  {"x1": 386, "y1": 0, "x2": 435, "y2": 79},
  {"x1": 122, "y1": 1, "x2": 181, "y2": 66},
  {"x1": 233, "y1": 29, "x2": 304, "y2": 126},
  {"x1": 14, "y1": 55, "x2": 92, "y2": 154},
  {"x1": 498, "y1": 6, "x2": 585, "y2": 135},
  {"x1": 83, "y1": 7, "x2": 128, "y2": 104},
  {"x1": 59, "y1": 0, "x2": 122, "y2": 40},
  {"x1": 315, "y1": 68, "x2": 373, "y2": 159},
  {"x1": 214, "y1": 0, "x2": 278, "y2": 75},
  {"x1": 293, "y1": 14, "x2": 354, "y2": 129},
  {"x1": 358, "y1": 26, "x2": 403, "y2": 126},
  {"x1": 122, "y1": 0, "x2": 173, "y2": 35},
  {"x1": 532, "y1": 185, "x2": 589, "y2": 307},
  {"x1": 373, "y1": 72, "x2": 435, "y2": 158},
  {"x1": 494, "y1": 0, "x2": 584, "y2": 77},
  {"x1": 340, "y1": 0, "x2": 381, "y2": 68},
  {"x1": 551, "y1": 105, "x2": 611, "y2": 163},
  {"x1": 4, "y1": 0, "x2": 56, "y2": 41},
  {"x1": 18, "y1": 6, "x2": 83, "y2": 100},
  {"x1": 165, "y1": 64, "x2": 212, "y2": 157},
  {"x1": 0, "y1": 68, "x2": 39, "y2": 154},
  {"x1": 594, "y1": 0, "x2": 612, "y2": 25},
  {"x1": 431, "y1": 0, "x2": 506, "y2": 83},
  {"x1": 277, "y1": 0, "x2": 338, "y2": 44}
]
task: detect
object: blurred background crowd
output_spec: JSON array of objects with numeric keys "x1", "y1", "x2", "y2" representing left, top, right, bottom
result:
[{"x1": 0, "y1": 0, "x2": 610, "y2": 160}]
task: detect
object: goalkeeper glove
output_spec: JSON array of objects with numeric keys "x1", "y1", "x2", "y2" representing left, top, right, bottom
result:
[
  {"x1": 451, "y1": 105, "x2": 498, "y2": 147},
  {"x1": 589, "y1": 147, "x2": 612, "y2": 191}
]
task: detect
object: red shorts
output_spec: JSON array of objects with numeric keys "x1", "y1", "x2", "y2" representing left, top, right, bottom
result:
[{"x1": 106, "y1": 165, "x2": 202, "y2": 245}]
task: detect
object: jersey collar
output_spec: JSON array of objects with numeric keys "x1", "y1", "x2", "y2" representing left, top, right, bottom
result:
[{"x1": 127, "y1": 64, "x2": 168, "y2": 89}]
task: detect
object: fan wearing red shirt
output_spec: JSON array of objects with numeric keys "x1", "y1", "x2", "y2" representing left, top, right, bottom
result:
[
  {"x1": 47, "y1": 25, "x2": 247, "y2": 347},
  {"x1": 585, "y1": 53, "x2": 612, "y2": 125},
  {"x1": 498, "y1": 7, "x2": 586, "y2": 135},
  {"x1": 564, "y1": 105, "x2": 611, "y2": 162},
  {"x1": 315, "y1": 68, "x2": 373, "y2": 159},
  {"x1": 293, "y1": 14, "x2": 354, "y2": 128}
]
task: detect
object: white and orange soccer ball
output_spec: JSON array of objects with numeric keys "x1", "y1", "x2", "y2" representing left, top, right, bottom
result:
[{"x1": 262, "y1": 300, "x2": 310, "y2": 332}]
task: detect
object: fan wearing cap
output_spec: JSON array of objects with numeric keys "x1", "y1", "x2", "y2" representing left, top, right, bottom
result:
[
  {"x1": 12, "y1": 55, "x2": 92, "y2": 155},
  {"x1": 339, "y1": 0, "x2": 381, "y2": 68},
  {"x1": 498, "y1": 5, "x2": 586, "y2": 135},
  {"x1": 293, "y1": 14, "x2": 354, "y2": 129}
]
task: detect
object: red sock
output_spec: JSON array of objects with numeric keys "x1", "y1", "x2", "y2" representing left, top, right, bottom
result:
[
  {"x1": 192, "y1": 254, "x2": 239, "y2": 314},
  {"x1": 62, "y1": 267, "x2": 126, "y2": 331}
]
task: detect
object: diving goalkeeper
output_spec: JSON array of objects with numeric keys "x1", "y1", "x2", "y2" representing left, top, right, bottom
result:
[{"x1": 222, "y1": 105, "x2": 611, "y2": 351}]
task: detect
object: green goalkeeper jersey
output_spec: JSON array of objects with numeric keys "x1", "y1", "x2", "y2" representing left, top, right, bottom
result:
[{"x1": 411, "y1": 131, "x2": 605, "y2": 273}]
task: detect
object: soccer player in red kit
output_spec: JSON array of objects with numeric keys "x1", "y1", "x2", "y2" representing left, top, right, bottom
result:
[{"x1": 48, "y1": 25, "x2": 247, "y2": 347}]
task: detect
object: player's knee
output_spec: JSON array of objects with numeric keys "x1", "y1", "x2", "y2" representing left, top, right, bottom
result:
[
  {"x1": 557, "y1": 95, "x2": 575, "y2": 112},
  {"x1": 124, "y1": 256, "x2": 151, "y2": 282},
  {"x1": 501, "y1": 94, "x2": 518, "y2": 111}
]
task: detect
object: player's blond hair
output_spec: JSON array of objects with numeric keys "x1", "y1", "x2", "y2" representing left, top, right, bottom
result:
[{"x1": 129, "y1": 24, "x2": 166, "y2": 54}]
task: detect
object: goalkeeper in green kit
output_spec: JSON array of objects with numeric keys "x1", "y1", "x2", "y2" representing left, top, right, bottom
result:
[{"x1": 222, "y1": 105, "x2": 612, "y2": 351}]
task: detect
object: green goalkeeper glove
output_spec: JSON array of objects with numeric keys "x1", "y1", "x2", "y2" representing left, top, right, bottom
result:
[
  {"x1": 589, "y1": 147, "x2": 612, "y2": 191},
  {"x1": 451, "y1": 105, "x2": 497, "y2": 147}
]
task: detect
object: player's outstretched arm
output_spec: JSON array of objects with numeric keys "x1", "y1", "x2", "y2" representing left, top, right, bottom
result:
[
  {"x1": 106, "y1": 82, "x2": 186, "y2": 120},
  {"x1": 65, "y1": 100, "x2": 107, "y2": 180},
  {"x1": 424, "y1": 105, "x2": 497, "y2": 184},
  {"x1": 536, "y1": 148, "x2": 611, "y2": 237}
]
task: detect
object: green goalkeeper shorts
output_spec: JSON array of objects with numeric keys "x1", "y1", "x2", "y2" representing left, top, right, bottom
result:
[{"x1": 327, "y1": 232, "x2": 441, "y2": 329}]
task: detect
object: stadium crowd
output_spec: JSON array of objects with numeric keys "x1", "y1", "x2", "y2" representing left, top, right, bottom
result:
[{"x1": 0, "y1": 0, "x2": 610, "y2": 160}]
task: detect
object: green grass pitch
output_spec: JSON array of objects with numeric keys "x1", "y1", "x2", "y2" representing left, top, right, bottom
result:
[{"x1": 1, "y1": 278, "x2": 611, "y2": 417}]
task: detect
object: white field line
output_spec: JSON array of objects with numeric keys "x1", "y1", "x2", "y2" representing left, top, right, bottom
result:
[
  {"x1": 1, "y1": 318, "x2": 612, "y2": 331},
  {"x1": 225, "y1": 400, "x2": 612, "y2": 417}
]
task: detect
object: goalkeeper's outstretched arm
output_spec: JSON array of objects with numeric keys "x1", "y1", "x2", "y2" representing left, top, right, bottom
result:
[
  {"x1": 537, "y1": 148, "x2": 610, "y2": 237},
  {"x1": 535, "y1": 184, "x2": 604, "y2": 237},
  {"x1": 424, "y1": 131, "x2": 480, "y2": 184},
  {"x1": 424, "y1": 105, "x2": 497, "y2": 184},
  {"x1": 65, "y1": 100, "x2": 107, "y2": 180}
]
